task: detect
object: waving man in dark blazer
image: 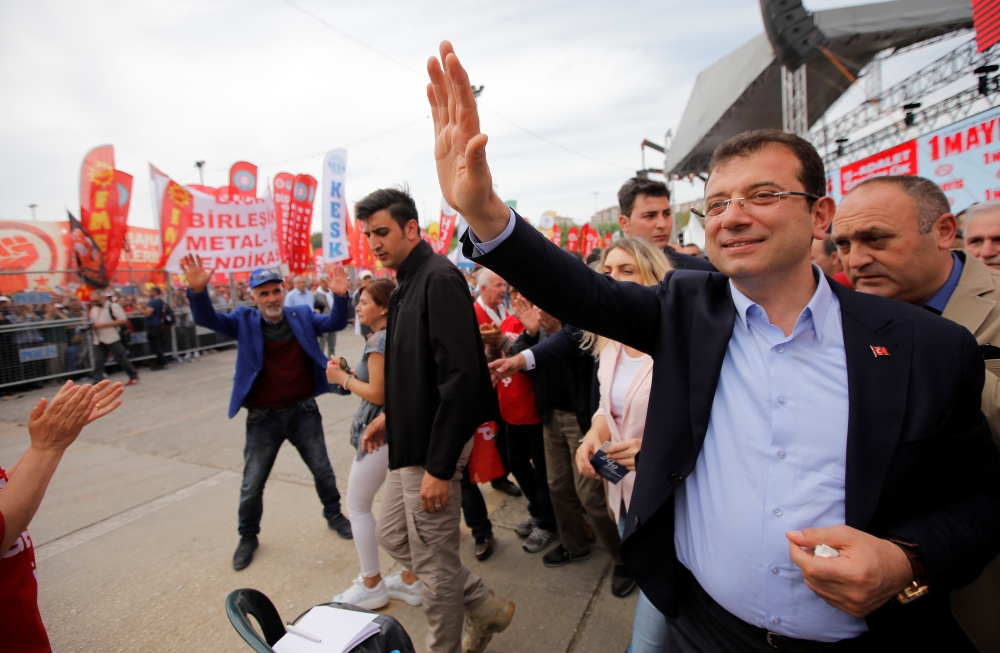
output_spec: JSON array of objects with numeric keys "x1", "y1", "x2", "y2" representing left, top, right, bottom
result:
[{"x1": 426, "y1": 42, "x2": 1000, "y2": 651}]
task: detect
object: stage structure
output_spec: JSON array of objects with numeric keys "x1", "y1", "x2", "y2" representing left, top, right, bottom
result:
[{"x1": 663, "y1": 0, "x2": 985, "y2": 178}]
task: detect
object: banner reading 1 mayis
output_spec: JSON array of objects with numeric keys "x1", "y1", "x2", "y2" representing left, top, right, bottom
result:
[
  {"x1": 826, "y1": 104, "x2": 1000, "y2": 212},
  {"x1": 322, "y1": 149, "x2": 351, "y2": 263},
  {"x1": 150, "y1": 165, "x2": 281, "y2": 273}
]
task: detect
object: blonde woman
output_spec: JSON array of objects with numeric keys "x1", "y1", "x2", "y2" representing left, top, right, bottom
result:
[{"x1": 574, "y1": 237, "x2": 671, "y2": 653}]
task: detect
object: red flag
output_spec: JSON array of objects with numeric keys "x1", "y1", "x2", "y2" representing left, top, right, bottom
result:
[
  {"x1": 550, "y1": 224, "x2": 562, "y2": 246},
  {"x1": 157, "y1": 181, "x2": 194, "y2": 268},
  {"x1": 287, "y1": 174, "x2": 317, "y2": 273},
  {"x1": 566, "y1": 226, "x2": 580, "y2": 252},
  {"x1": 68, "y1": 210, "x2": 108, "y2": 289},
  {"x1": 230, "y1": 162, "x2": 258, "y2": 202},
  {"x1": 81, "y1": 165, "x2": 118, "y2": 261},
  {"x1": 273, "y1": 172, "x2": 294, "y2": 263},
  {"x1": 357, "y1": 219, "x2": 374, "y2": 269},
  {"x1": 582, "y1": 224, "x2": 600, "y2": 258},
  {"x1": 104, "y1": 170, "x2": 132, "y2": 275},
  {"x1": 437, "y1": 205, "x2": 459, "y2": 254},
  {"x1": 348, "y1": 217, "x2": 361, "y2": 266},
  {"x1": 605, "y1": 232, "x2": 613, "y2": 247},
  {"x1": 80, "y1": 145, "x2": 114, "y2": 215}
]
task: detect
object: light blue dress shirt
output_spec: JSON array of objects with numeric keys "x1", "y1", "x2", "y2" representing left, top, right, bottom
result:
[
  {"x1": 284, "y1": 288, "x2": 315, "y2": 308},
  {"x1": 469, "y1": 213, "x2": 865, "y2": 640},
  {"x1": 674, "y1": 272, "x2": 865, "y2": 641}
]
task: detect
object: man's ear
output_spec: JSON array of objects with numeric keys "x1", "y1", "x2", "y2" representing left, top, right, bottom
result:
[
  {"x1": 811, "y1": 197, "x2": 837, "y2": 241},
  {"x1": 406, "y1": 219, "x2": 421, "y2": 241},
  {"x1": 618, "y1": 215, "x2": 630, "y2": 235},
  {"x1": 934, "y1": 213, "x2": 958, "y2": 250}
]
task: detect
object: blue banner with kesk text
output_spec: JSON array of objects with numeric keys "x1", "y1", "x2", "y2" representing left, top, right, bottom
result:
[{"x1": 321, "y1": 149, "x2": 350, "y2": 263}]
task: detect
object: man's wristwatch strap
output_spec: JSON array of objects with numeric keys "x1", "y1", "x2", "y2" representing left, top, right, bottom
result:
[{"x1": 886, "y1": 537, "x2": 930, "y2": 603}]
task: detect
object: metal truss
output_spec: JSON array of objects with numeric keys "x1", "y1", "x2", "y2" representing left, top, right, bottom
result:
[
  {"x1": 809, "y1": 39, "x2": 1000, "y2": 151},
  {"x1": 887, "y1": 28, "x2": 972, "y2": 58},
  {"x1": 783, "y1": 65, "x2": 809, "y2": 136},
  {"x1": 823, "y1": 83, "x2": 1000, "y2": 168}
]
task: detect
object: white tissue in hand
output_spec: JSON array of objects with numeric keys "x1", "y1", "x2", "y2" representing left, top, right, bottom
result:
[{"x1": 814, "y1": 544, "x2": 840, "y2": 558}]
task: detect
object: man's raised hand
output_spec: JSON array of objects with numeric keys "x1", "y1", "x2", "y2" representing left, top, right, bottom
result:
[
  {"x1": 179, "y1": 254, "x2": 216, "y2": 293},
  {"x1": 427, "y1": 41, "x2": 510, "y2": 240},
  {"x1": 330, "y1": 266, "x2": 349, "y2": 296}
]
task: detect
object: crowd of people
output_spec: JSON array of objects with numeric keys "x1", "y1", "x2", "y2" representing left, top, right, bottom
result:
[{"x1": 8, "y1": 39, "x2": 1000, "y2": 653}]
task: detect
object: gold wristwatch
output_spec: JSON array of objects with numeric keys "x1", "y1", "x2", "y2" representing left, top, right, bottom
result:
[{"x1": 886, "y1": 537, "x2": 929, "y2": 604}]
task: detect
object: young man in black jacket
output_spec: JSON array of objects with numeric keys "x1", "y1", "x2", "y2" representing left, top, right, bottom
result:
[{"x1": 358, "y1": 188, "x2": 513, "y2": 653}]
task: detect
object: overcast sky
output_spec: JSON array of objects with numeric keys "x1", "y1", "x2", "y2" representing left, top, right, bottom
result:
[{"x1": 0, "y1": 0, "x2": 905, "y2": 231}]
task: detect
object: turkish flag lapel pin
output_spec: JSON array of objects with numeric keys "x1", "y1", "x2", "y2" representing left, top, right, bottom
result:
[{"x1": 870, "y1": 345, "x2": 890, "y2": 358}]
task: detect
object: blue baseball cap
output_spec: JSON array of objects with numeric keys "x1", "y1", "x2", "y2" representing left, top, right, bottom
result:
[{"x1": 248, "y1": 268, "x2": 282, "y2": 290}]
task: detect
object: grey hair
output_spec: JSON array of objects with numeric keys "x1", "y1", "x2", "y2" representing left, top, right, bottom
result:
[
  {"x1": 963, "y1": 200, "x2": 1000, "y2": 229},
  {"x1": 476, "y1": 267, "x2": 498, "y2": 289},
  {"x1": 851, "y1": 176, "x2": 950, "y2": 234}
]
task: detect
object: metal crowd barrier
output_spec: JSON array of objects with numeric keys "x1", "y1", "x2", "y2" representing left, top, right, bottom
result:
[{"x1": 0, "y1": 306, "x2": 240, "y2": 390}]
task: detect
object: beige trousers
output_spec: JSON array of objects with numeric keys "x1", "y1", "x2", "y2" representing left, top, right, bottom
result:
[{"x1": 377, "y1": 439, "x2": 491, "y2": 653}]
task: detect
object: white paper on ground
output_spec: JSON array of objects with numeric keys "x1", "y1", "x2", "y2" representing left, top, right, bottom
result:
[{"x1": 273, "y1": 606, "x2": 380, "y2": 653}]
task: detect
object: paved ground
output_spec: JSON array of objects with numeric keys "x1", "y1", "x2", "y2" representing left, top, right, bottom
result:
[{"x1": 0, "y1": 331, "x2": 635, "y2": 653}]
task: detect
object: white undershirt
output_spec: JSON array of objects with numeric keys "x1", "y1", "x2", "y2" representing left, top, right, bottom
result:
[
  {"x1": 476, "y1": 296, "x2": 507, "y2": 325},
  {"x1": 609, "y1": 348, "x2": 645, "y2": 432}
]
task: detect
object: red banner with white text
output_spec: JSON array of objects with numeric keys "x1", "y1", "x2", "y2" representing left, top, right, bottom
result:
[
  {"x1": 273, "y1": 172, "x2": 294, "y2": 263},
  {"x1": 437, "y1": 199, "x2": 459, "y2": 254},
  {"x1": 287, "y1": 174, "x2": 317, "y2": 274}
]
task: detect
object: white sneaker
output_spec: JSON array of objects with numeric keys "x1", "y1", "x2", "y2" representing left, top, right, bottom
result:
[
  {"x1": 383, "y1": 570, "x2": 422, "y2": 606},
  {"x1": 332, "y1": 575, "x2": 389, "y2": 610}
]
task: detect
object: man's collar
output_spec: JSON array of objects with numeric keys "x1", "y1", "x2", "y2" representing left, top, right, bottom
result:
[
  {"x1": 396, "y1": 240, "x2": 434, "y2": 283},
  {"x1": 730, "y1": 265, "x2": 834, "y2": 342},
  {"x1": 923, "y1": 252, "x2": 963, "y2": 314}
]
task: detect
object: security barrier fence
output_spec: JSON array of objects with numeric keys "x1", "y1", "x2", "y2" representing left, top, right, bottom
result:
[{"x1": 0, "y1": 269, "x2": 244, "y2": 390}]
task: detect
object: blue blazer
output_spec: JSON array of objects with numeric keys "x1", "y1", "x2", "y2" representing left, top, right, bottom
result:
[{"x1": 187, "y1": 289, "x2": 348, "y2": 417}]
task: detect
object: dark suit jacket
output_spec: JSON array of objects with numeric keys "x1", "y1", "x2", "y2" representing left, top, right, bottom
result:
[
  {"x1": 384, "y1": 240, "x2": 498, "y2": 479},
  {"x1": 463, "y1": 214, "x2": 1000, "y2": 645},
  {"x1": 665, "y1": 248, "x2": 716, "y2": 271}
]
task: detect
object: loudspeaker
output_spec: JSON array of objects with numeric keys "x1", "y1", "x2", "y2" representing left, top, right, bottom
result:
[{"x1": 760, "y1": 0, "x2": 824, "y2": 70}]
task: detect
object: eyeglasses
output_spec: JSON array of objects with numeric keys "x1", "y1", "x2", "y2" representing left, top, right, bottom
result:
[{"x1": 691, "y1": 191, "x2": 820, "y2": 219}]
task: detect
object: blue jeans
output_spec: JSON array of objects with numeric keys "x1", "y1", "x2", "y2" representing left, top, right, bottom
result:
[
  {"x1": 619, "y1": 516, "x2": 669, "y2": 653},
  {"x1": 238, "y1": 398, "x2": 343, "y2": 536}
]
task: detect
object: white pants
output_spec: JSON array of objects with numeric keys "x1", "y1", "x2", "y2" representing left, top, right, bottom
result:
[{"x1": 346, "y1": 445, "x2": 389, "y2": 577}]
